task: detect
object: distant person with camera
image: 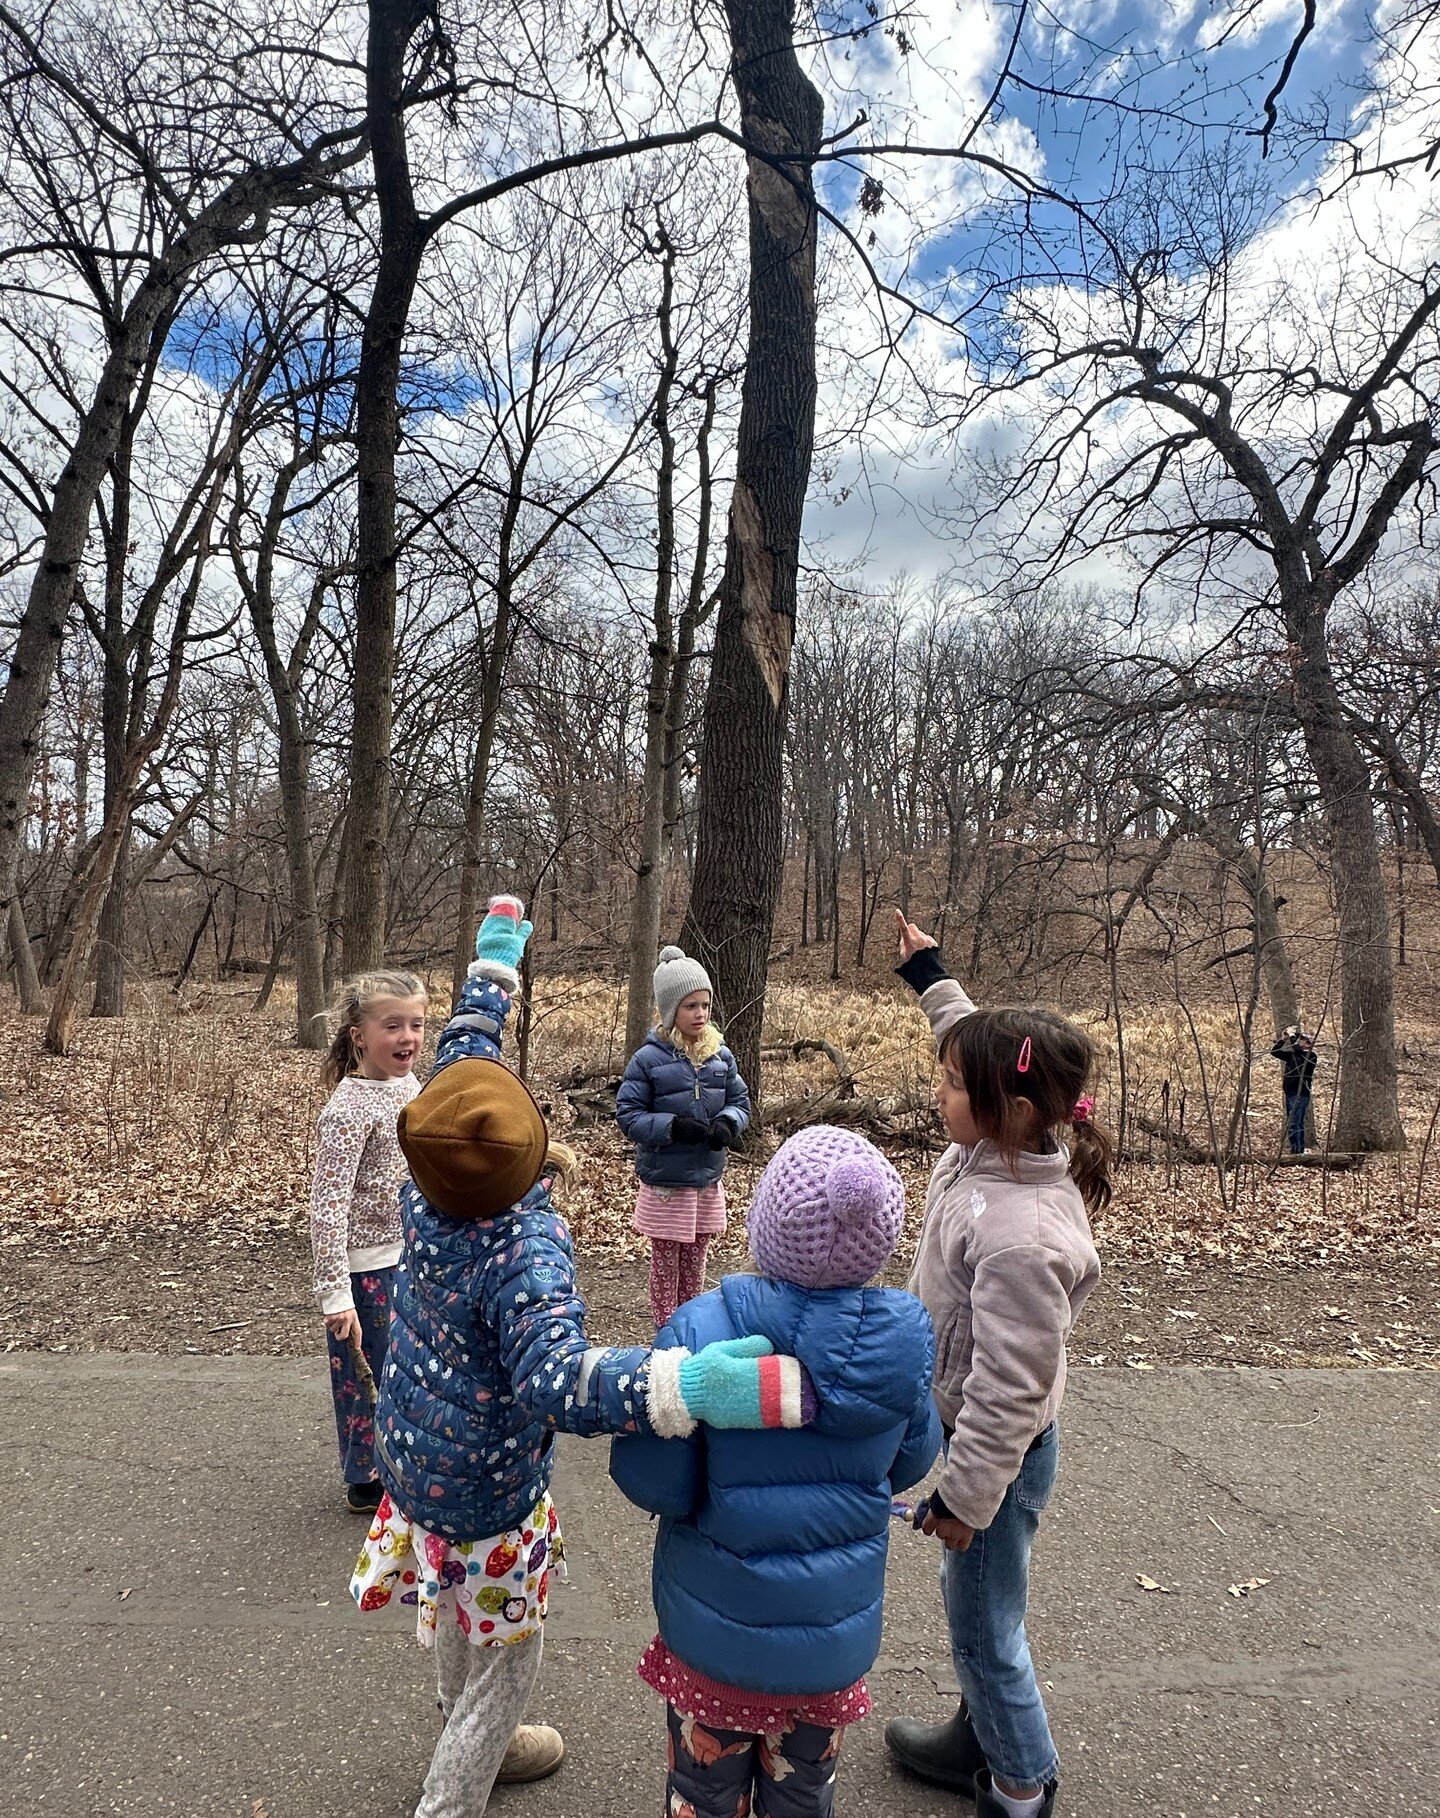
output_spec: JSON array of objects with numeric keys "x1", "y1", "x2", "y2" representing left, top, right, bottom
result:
[{"x1": 1270, "y1": 1026, "x2": 1318, "y2": 1154}]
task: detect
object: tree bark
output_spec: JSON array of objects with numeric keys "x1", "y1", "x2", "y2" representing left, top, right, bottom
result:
[
  {"x1": 626, "y1": 237, "x2": 681, "y2": 1058},
  {"x1": 1289, "y1": 597, "x2": 1404, "y2": 1149},
  {"x1": 92, "y1": 425, "x2": 135, "y2": 1019},
  {"x1": 233, "y1": 455, "x2": 335, "y2": 1049},
  {"x1": 9, "y1": 896, "x2": 42, "y2": 1013},
  {"x1": 682, "y1": 0, "x2": 823, "y2": 1101},
  {"x1": 342, "y1": 0, "x2": 432, "y2": 973}
]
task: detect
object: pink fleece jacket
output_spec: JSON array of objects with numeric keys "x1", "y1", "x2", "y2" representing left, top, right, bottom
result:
[{"x1": 907, "y1": 977, "x2": 1101, "y2": 1530}]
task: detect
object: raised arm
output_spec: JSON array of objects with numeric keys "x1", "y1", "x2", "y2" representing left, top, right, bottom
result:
[
  {"x1": 432, "y1": 897, "x2": 531, "y2": 1075},
  {"x1": 894, "y1": 909, "x2": 977, "y2": 1045}
]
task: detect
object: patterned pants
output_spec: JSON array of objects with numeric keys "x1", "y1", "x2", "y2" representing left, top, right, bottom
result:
[
  {"x1": 325, "y1": 1268, "x2": 394, "y2": 1484},
  {"x1": 665, "y1": 1706, "x2": 845, "y2": 1818},
  {"x1": 418, "y1": 1625, "x2": 543, "y2": 1817},
  {"x1": 650, "y1": 1238, "x2": 711, "y2": 1329}
]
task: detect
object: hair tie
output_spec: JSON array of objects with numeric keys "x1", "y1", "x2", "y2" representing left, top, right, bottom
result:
[
  {"x1": 1016, "y1": 1036, "x2": 1032, "y2": 1075},
  {"x1": 1072, "y1": 1095, "x2": 1095, "y2": 1124}
]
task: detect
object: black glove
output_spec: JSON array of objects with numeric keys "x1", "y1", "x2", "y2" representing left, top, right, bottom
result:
[
  {"x1": 708, "y1": 1119, "x2": 740, "y2": 1150},
  {"x1": 671, "y1": 1115, "x2": 710, "y2": 1144}
]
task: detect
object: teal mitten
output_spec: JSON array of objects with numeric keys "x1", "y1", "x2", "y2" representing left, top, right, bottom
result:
[
  {"x1": 472, "y1": 895, "x2": 534, "y2": 990},
  {"x1": 667, "y1": 1335, "x2": 817, "y2": 1431}
]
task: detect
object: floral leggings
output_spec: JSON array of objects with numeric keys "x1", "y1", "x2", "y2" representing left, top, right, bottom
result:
[
  {"x1": 649, "y1": 1238, "x2": 711, "y2": 1329},
  {"x1": 324, "y1": 1267, "x2": 394, "y2": 1484},
  {"x1": 665, "y1": 1706, "x2": 845, "y2": 1818}
]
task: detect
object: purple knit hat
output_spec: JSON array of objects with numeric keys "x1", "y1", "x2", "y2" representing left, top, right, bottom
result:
[{"x1": 747, "y1": 1125, "x2": 906, "y2": 1291}]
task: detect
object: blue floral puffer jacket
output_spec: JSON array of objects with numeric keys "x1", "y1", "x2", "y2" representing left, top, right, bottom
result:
[
  {"x1": 376, "y1": 969, "x2": 656, "y2": 1542},
  {"x1": 610, "y1": 1273, "x2": 940, "y2": 1695},
  {"x1": 615, "y1": 1031, "x2": 750, "y2": 1188}
]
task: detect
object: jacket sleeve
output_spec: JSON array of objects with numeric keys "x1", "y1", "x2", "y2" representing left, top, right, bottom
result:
[
  {"x1": 935, "y1": 1243, "x2": 1073, "y2": 1530},
  {"x1": 1270, "y1": 1039, "x2": 1289, "y2": 1061},
  {"x1": 433, "y1": 963, "x2": 517, "y2": 1074},
  {"x1": 716, "y1": 1050, "x2": 750, "y2": 1134},
  {"x1": 482, "y1": 1215, "x2": 658, "y2": 1439},
  {"x1": 309, "y1": 1100, "x2": 369, "y2": 1315},
  {"x1": 616, "y1": 1050, "x2": 675, "y2": 1146},
  {"x1": 609, "y1": 1323, "x2": 705, "y2": 1517},
  {"x1": 897, "y1": 949, "x2": 977, "y2": 1048},
  {"x1": 892, "y1": 1389, "x2": 942, "y2": 1495}
]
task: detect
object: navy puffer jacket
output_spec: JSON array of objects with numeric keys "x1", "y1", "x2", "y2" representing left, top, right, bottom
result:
[
  {"x1": 615, "y1": 1031, "x2": 750, "y2": 1187},
  {"x1": 376, "y1": 968, "x2": 656, "y2": 1541},
  {"x1": 610, "y1": 1273, "x2": 939, "y2": 1695}
]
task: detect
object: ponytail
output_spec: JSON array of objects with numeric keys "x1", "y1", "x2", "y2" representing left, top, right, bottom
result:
[
  {"x1": 942, "y1": 1004, "x2": 1115, "y2": 1215},
  {"x1": 320, "y1": 969, "x2": 426, "y2": 1093},
  {"x1": 1068, "y1": 1113, "x2": 1115, "y2": 1216}
]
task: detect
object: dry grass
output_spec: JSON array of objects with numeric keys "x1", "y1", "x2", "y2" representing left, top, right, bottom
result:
[{"x1": 1, "y1": 969, "x2": 1436, "y2": 1292}]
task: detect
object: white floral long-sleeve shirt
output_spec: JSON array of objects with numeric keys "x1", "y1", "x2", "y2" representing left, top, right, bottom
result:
[{"x1": 310, "y1": 1073, "x2": 421, "y2": 1314}]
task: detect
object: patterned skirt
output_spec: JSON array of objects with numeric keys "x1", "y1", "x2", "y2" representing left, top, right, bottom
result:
[{"x1": 350, "y1": 1490, "x2": 565, "y2": 1649}]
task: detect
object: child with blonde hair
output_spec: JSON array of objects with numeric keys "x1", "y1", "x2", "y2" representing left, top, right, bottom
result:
[
  {"x1": 617, "y1": 944, "x2": 750, "y2": 1326},
  {"x1": 311, "y1": 969, "x2": 428, "y2": 1511}
]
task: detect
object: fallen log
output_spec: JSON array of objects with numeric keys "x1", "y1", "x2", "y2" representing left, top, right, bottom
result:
[{"x1": 1131, "y1": 1113, "x2": 1366, "y2": 1171}]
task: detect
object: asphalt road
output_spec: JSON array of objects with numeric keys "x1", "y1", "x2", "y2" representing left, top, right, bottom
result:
[{"x1": 3, "y1": 1354, "x2": 1435, "y2": 1817}]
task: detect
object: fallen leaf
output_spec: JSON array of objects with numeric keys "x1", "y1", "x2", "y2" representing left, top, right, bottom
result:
[
  {"x1": 118, "y1": 1588, "x2": 132, "y2": 1601},
  {"x1": 1227, "y1": 1576, "x2": 1272, "y2": 1598},
  {"x1": 1135, "y1": 1573, "x2": 1175, "y2": 1593}
]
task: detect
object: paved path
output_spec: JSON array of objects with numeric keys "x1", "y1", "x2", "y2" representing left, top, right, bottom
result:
[{"x1": 3, "y1": 1355, "x2": 1435, "y2": 1817}]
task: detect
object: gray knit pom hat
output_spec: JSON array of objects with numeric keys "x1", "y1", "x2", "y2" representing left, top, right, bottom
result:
[{"x1": 653, "y1": 944, "x2": 713, "y2": 1031}]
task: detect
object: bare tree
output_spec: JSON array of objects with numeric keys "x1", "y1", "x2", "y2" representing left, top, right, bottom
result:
[
  {"x1": 684, "y1": 0, "x2": 825, "y2": 1098},
  {"x1": 0, "y1": 0, "x2": 365, "y2": 956}
]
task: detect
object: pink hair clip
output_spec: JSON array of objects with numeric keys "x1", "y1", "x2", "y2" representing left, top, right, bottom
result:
[
  {"x1": 1073, "y1": 1095, "x2": 1095, "y2": 1124},
  {"x1": 1016, "y1": 1036, "x2": 1032, "y2": 1075}
]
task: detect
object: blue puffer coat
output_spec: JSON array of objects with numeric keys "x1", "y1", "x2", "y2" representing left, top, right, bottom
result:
[
  {"x1": 610, "y1": 1274, "x2": 940, "y2": 1695},
  {"x1": 615, "y1": 1031, "x2": 750, "y2": 1187},
  {"x1": 376, "y1": 968, "x2": 656, "y2": 1542}
]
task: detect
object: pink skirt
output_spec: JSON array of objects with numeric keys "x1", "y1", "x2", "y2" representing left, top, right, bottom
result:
[
  {"x1": 633, "y1": 1181, "x2": 727, "y2": 1243},
  {"x1": 638, "y1": 1636, "x2": 871, "y2": 1731}
]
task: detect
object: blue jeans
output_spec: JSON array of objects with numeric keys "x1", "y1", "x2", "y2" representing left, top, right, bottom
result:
[
  {"x1": 941, "y1": 1424, "x2": 1060, "y2": 1788},
  {"x1": 1284, "y1": 1090, "x2": 1310, "y2": 1154}
]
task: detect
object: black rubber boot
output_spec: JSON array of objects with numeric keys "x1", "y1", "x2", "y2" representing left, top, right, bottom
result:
[
  {"x1": 884, "y1": 1704, "x2": 988, "y2": 1792},
  {"x1": 974, "y1": 1769, "x2": 1057, "y2": 1817},
  {"x1": 345, "y1": 1481, "x2": 384, "y2": 1513}
]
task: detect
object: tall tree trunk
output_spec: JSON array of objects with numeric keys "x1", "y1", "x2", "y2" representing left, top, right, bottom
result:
[
  {"x1": 93, "y1": 422, "x2": 134, "y2": 1019},
  {"x1": 10, "y1": 897, "x2": 43, "y2": 1013},
  {"x1": 1291, "y1": 600, "x2": 1403, "y2": 1150},
  {"x1": 682, "y1": 0, "x2": 823, "y2": 1101},
  {"x1": 451, "y1": 702, "x2": 504, "y2": 1001},
  {"x1": 1232, "y1": 846, "x2": 1301, "y2": 1035},
  {"x1": 342, "y1": 0, "x2": 431, "y2": 973},
  {"x1": 45, "y1": 778, "x2": 140, "y2": 1054},
  {"x1": 627, "y1": 637, "x2": 674, "y2": 1055},
  {"x1": 277, "y1": 731, "x2": 328, "y2": 1047},
  {"x1": 626, "y1": 241, "x2": 681, "y2": 1058},
  {"x1": 93, "y1": 833, "x2": 129, "y2": 1015},
  {"x1": 241, "y1": 534, "x2": 330, "y2": 1047}
]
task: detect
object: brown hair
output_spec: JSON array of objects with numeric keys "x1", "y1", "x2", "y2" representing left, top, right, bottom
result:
[
  {"x1": 321, "y1": 970, "x2": 427, "y2": 1093},
  {"x1": 940, "y1": 1007, "x2": 1114, "y2": 1215}
]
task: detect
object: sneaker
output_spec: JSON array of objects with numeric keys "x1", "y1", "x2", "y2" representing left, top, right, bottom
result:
[
  {"x1": 495, "y1": 1724, "x2": 565, "y2": 1784},
  {"x1": 885, "y1": 1704, "x2": 988, "y2": 1793},
  {"x1": 345, "y1": 1481, "x2": 384, "y2": 1513}
]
